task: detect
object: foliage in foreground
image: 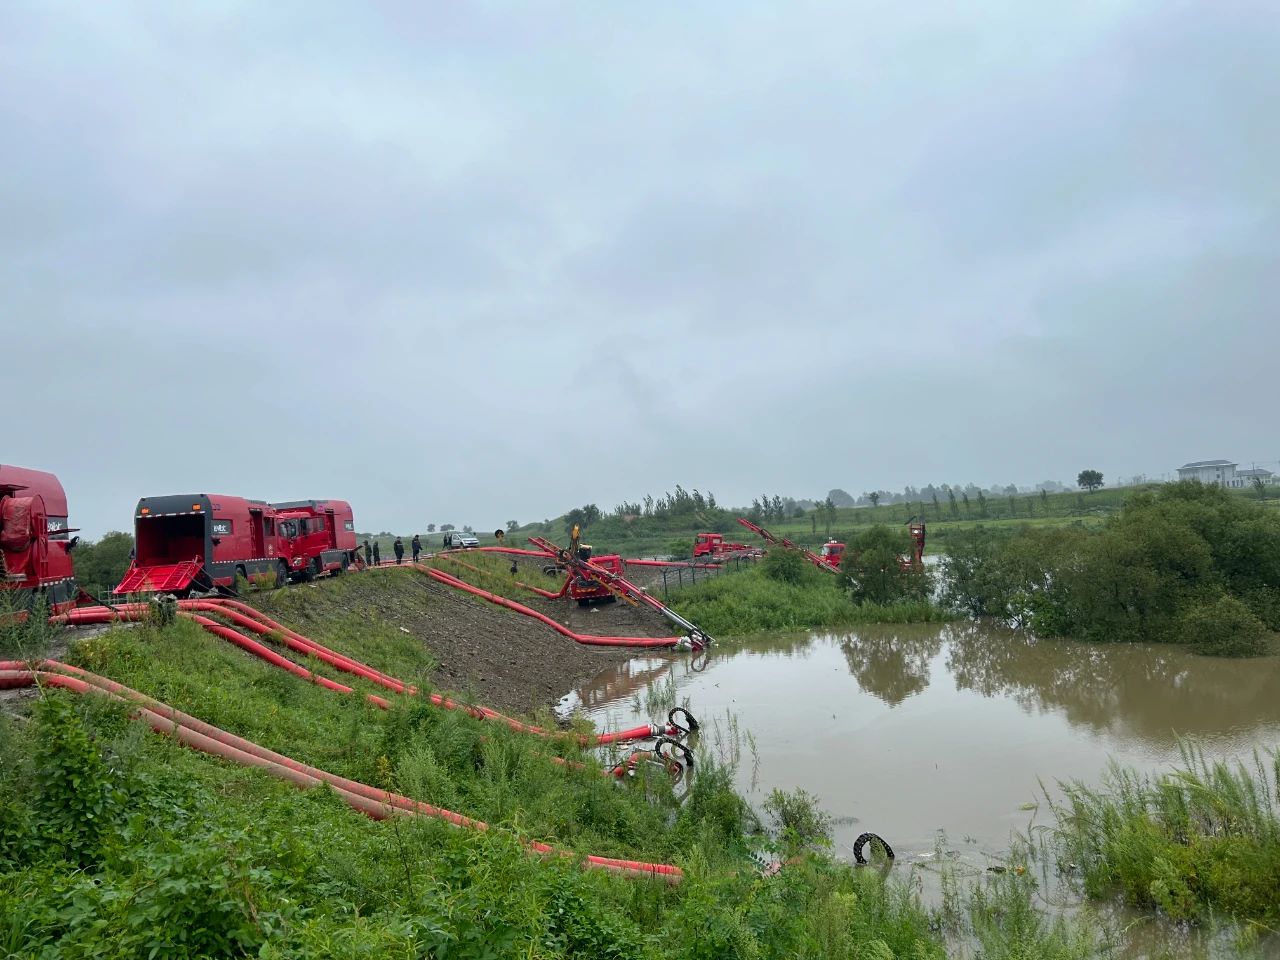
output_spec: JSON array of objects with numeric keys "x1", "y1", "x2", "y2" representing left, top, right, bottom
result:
[
  {"x1": 1051, "y1": 745, "x2": 1280, "y2": 930},
  {"x1": 0, "y1": 607, "x2": 960, "y2": 959},
  {"x1": 942, "y1": 481, "x2": 1280, "y2": 655}
]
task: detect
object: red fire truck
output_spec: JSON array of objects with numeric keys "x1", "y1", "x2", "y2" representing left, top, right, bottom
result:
[
  {"x1": 116, "y1": 494, "x2": 284, "y2": 595},
  {"x1": 0, "y1": 464, "x2": 79, "y2": 613},
  {"x1": 270, "y1": 500, "x2": 358, "y2": 581},
  {"x1": 692, "y1": 532, "x2": 752, "y2": 559}
]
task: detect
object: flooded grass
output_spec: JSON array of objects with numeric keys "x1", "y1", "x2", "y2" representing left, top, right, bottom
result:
[
  {"x1": 1049, "y1": 744, "x2": 1280, "y2": 932},
  {"x1": 670, "y1": 565, "x2": 951, "y2": 637}
]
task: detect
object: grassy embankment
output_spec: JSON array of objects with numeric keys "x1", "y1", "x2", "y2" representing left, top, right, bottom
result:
[
  {"x1": 668, "y1": 563, "x2": 947, "y2": 638},
  {"x1": 0, "y1": 576, "x2": 1110, "y2": 959}
]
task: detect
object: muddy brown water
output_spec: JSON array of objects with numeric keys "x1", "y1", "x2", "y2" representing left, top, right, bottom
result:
[{"x1": 560, "y1": 623, "x2": 1280, "y2": 957}]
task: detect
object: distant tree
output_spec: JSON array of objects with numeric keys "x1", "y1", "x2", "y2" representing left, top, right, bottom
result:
[
  {"x1": 867, "y1": 491, "x2": 881, "y2": 509},
  {"x1": 1025, "y1": 496, "x2": 1035, "y2": 515},
  {"x1": 1253, "y1": 477, "x2": 1267, "y2": 501},
  {"x1": 931, "y1": 492, "x2": 941, "y2": 517},
  {"x1": 441, "y1": 523, "x2": 455, "y2": 532},
  {"x1": 961, "y1": 492, "x2": 971, "y2": 516},
  {"x1": 1003, "y1": 484, "x2": 1018, "y2": 496},
  {"x1": 827, "y1": 488, "x2": 856, "y2": 508},
  {"x1": 70, "y1": 531, "x2": 134, "y2": 592},
  {"x1": 823, "y1": 496, "x2": 837, "y2": 536},
  {"x1": 810, "y1": 512, "x2": 817, "y2": 535},
  {"x1": 707, "y1": 491, "x2": 717, "y2": 510},
  {"x1": 462, "y1": 525, "x2": 474, "y2": 534},
  {"x1": 506, "y1": 520, "x2": 519, "y2": 532},
  {"x1": 1077, "y1": 469, "x2": 1104, "y2": 493},
  {"x1": 947, "y1": 487, "x2": 959, "y2": 518},
  {"x1": 1040, "y1": 489, "x2": 1049, "y2": 507},
  {"x1": 771, "y1": 495, "x2": 784, "y2": 522},
  {"x1": 1008, "y1": 495, "x2": 1017, "y2": 518},
  {"x1": 427, "y1": 523, "x2": 436, "y2": 533},
  {"x1": 977, "y1": 490, "x2": 988, "y2": 518}
]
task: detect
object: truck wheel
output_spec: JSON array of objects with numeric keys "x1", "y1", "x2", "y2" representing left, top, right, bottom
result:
[
  {"x1": 274, "y1": 561, "x2": 288, "y2": 589},
  {"x1": 233, "y1": 566, "x2": 248, "y2": 595}
]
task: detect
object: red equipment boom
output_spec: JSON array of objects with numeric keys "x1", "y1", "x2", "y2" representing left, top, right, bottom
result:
[
  {"x1": 738, "y1": 517, "x2": 928, "y2": 572},
  {"x1": 0, "y1": 464, "x2": 79, "y2": 613},
  {"x1": 527, "y1": 534, "x2": 712, "y2": 650},
  {"x1": 736, "y1": 518, "x2": 835, "y2": 572}
]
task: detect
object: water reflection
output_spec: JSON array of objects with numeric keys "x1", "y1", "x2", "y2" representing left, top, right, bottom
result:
[
  {"x1": 941, "y1": 621, "x2": 1280, "y2": 746},
  {"x1": 566, "y1": 625, "x2": 1280, "y2": 959},
  {"x1": 573, "y1": 625, "x2": 1280, "y2": 746},
  {"x1": 838, "y1": 628, "x2": 943, "y2": 707}
]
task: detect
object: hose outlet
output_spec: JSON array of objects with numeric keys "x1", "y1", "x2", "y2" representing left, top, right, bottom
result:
[{"x1": 668, "y1": 707, "x2": 699, "y2": 736}]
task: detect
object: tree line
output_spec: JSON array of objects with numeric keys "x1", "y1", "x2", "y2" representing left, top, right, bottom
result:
[{"x1": 940, "y1": 481, "x2": 1280, "y2": 655}]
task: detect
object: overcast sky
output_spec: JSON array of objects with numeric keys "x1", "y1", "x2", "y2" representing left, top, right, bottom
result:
[{"x1": 4, "y1": 1, "x2": 1277, "y2": 538}]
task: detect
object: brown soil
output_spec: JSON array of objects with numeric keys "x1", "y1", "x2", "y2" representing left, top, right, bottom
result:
[{"x1": 255, "y1": 568, "x2": 661, "y2": 719}]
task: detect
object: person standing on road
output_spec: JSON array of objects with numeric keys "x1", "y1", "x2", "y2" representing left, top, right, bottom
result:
[
  {"x1": 371, "y1": 541, "x2": 381, "y2": 566},
  {"x1": 393, "y1": 536, "x2": 405, "y2": 564},
  {"x1": 411, "y1": 534, "x2": 422, "y2": 563},
  {"x1": 362, "y1": 540, "x2": 372, "y2": 568}
]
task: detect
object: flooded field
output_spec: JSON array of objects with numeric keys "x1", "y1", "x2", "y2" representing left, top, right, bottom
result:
[{"x1": 561, "y1": 623, "x2": 1280, "y2": 956}]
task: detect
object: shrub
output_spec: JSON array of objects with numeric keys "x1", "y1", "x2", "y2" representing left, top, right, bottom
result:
[
  {"x1": 1179, "y1": 595, "x2": 1269, "y2": 657},
  {"x1": 761, "y1": 548, "x2": 809, "y2": 585},
  {"x1": 840, "y1": 526, "x2": 930, "y2": 606},
  {"x1": 763, "y1": 787, "x2": 832, "y2": 855}
]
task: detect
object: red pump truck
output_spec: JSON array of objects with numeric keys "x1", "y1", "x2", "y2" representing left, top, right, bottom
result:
[
  {"x1": 117, "y1": 494, "x2": 361, "y2": 595},
  {"x1": 0, "y1": 464, "x2": 79, "y2": 613},
  {"x1": 117, "y1": 494, "x2": 284, "y2": 595}
]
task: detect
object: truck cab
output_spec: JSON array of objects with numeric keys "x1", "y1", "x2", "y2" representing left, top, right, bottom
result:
[
  {"x1": 693, "y1": 533, "x2": 723, "y2": 558},
  {"x1": 271, "y1": 500, "x2": 357, "y2": 581},
  {"x1": 819, "y1": 540, "x2": 845, "y2": 568}
]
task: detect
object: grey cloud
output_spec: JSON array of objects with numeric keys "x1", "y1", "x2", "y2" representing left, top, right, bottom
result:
[{"x1": 2, "y1": 1, "x2": 1276, "y2": 537}]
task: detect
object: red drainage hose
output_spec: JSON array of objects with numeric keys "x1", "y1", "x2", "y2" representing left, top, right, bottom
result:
[
  {"x1": 432, "y1": 553, "x2": 571, "y2": 600},
  {"x1": 416, "y1": 565, "x2": 687, "y2": 649},
  {"x1": 193, "y1": 599, "x2": 695, "y2": 746},
  {"x1": 59, "y1": 602, "x2": 689, "y2": 748},
  {"x1": 623, "y1": 559, "x2": 723, "y2": 570},
  {"x1": 0, "y1": 664, "x2": 681, "y2": 882},
  {"x1": 59, "y1": 607, "x2": 392, "y2": 709}
]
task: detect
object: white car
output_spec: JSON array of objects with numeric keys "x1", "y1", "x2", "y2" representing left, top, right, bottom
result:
[{"x1": 442, "y1": 531, "x2": 480, "y2": 549}]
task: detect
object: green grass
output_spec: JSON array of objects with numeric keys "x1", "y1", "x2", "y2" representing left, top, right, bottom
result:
[
  {"x1": 1049, "y1": 744, "x2": 1280, "y2": 932},
  {"x1": 669, "y1": 565, "x2": 951, "y2": 638},
  {"x1": 0, "y1": 571, "x2": 1137, "y2": 957},
  {"x1": 0, "y1": 591, "x2": 957, "y2": 958}
]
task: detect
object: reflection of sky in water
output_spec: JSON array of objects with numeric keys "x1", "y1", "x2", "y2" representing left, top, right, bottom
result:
[{"x1": 569, "y1": 625, "x2": 1280, "y2": 865}]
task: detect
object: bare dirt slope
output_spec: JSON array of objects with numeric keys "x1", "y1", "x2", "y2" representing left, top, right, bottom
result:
[{"x1": 253, "y1": 567, "x2": 663, "y2": 717}]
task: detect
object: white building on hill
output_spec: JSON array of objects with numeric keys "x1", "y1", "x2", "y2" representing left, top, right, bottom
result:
[
  {"x1": 1177, "y1": 460, "x2": 1237, "y2": 486},
  {"x1": 1237, "y1": 467, "x2": 1277, "y2": 486}
]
